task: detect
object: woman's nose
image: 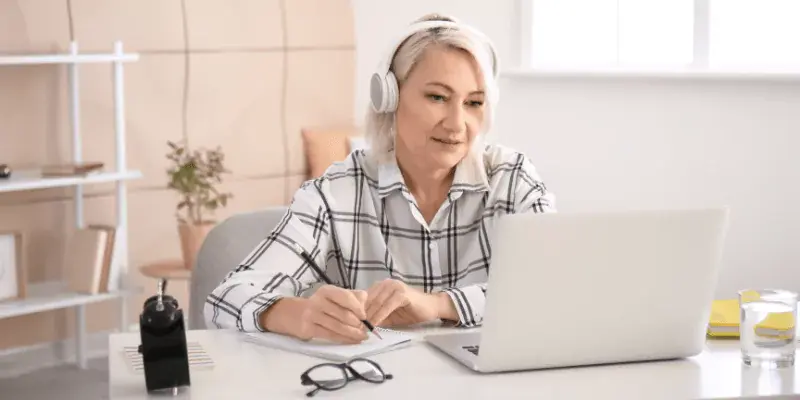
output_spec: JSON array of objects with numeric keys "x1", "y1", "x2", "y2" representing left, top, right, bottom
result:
[{"x1": 442, "y1": 103, "x2": 466, "y2": 133}]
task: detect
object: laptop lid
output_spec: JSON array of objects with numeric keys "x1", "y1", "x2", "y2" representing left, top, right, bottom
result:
[{"x1": 475, "y1": 208, "x2": 729, "y2": 372}]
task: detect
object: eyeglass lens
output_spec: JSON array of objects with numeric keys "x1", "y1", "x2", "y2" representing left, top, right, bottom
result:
[
  {"x1": 349, "y1": 359, "x2": 386, "y2": 383},
  {"x1": 307, "y1": 365, "x2": 349, "y2": 389}
]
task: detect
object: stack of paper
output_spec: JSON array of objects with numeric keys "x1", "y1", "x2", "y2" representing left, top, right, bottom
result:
[{"x1": 123, "y1": 342, "x2": 214, "y2": 373}]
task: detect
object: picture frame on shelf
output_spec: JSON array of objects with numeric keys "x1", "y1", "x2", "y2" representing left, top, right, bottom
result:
[{"x1": 0, "y1": 231, "x2": 27, "y2": 302}]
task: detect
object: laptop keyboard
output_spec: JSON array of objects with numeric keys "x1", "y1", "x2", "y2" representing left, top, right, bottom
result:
[{"x1": 463, "y1": 345, "x2": 480, "y2": 355}]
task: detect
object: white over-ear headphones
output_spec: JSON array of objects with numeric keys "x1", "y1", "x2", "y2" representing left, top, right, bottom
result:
[{"x1": 369, "y1": 20, "x2": 500, "y2": 114}]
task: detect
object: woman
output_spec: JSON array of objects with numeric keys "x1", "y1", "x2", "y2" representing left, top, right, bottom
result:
[{"x1": 204, "y1": 14, "x2": 555, "y2": 344}]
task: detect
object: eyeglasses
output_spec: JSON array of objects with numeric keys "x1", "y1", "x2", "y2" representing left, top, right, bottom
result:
[{"x1": 300, "y1": 357, "x2": 393, "y2": 397}]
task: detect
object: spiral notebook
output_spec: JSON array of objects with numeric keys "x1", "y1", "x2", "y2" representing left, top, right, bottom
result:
[{"x1": 244, "y1": 328, "x2": 413, "y2": 361}]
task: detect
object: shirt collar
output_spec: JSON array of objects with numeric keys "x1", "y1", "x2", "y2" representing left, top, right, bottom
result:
[{"x1": 377, "y1": 150, "x2": 490, "y2": 199}]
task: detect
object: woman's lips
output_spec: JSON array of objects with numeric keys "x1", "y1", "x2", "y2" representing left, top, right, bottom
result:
[{"x1": 432, "y1": 137, "x2": 462, "y2": 145}]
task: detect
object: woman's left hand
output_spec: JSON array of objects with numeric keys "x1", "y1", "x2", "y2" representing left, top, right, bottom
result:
[{"x1": 364, "y1": 279, "x2": 441, "y2": 328}]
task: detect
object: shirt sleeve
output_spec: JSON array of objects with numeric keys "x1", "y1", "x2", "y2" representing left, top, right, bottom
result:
[
  {"x1": 203, "y1": 180, "x2": 335, "y2": 332},
  {"x1": 439, "y1": 152, "x2": 556, "y2": 328},
  {"x1": 439, "y1": 284, "x2": 487, "y2": 328}
]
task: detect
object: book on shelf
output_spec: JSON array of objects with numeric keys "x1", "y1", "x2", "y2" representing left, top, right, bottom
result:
[
  {"x1": 89, "y1": 224, "x2": 117, "y2": 292},
  {"x1": 64, "y1": 225, "x2": 117, "y2": 295},
  {"x1": 41, "y1": 162, "x2": 104, "y2": 177}
]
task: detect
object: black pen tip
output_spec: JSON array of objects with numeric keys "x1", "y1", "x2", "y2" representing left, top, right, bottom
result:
[{"x1": 362, "y1": 320, "x2": 382, "y2": 339}]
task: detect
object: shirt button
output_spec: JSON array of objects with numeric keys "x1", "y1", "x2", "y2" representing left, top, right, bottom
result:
[{"x1": 429, "y1": 242, "x2": 437, "y2": 249}]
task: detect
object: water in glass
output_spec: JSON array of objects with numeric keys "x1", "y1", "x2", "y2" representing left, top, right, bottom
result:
[{"x1": 740, "y1": 300, "x2": 796, "y2": 368}]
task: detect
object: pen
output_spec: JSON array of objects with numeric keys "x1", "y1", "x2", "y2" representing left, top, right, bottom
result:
[{"x1": 289, "y1": 241, "x2": 382, "y2": 340}]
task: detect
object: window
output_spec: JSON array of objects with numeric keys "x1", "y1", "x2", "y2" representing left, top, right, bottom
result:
[
  {"x1": 709, "y1": 0, "x2": 800, "y2": 69},
  {"x1": 524, "y1": 0, "x2": 800, "y2": 71}
]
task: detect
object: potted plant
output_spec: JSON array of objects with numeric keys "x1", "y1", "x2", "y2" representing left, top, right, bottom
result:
[{"x1": 166, "y1": 140, "x2": 233, "y2": 270}]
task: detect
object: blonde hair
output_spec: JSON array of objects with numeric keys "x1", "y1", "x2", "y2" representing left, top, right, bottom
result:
[{"x1": 365, "y1": 13, "x2": 499, "y2": 164}]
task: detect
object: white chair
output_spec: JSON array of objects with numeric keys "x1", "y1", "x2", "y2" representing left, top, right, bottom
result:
[{"x1": 188, "y1": 207, "x2": 288, "y2": 329}]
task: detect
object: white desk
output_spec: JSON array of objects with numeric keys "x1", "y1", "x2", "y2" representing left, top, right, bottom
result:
[{"x1": 109, "y1": 327, "x2": 800, "y2": 399}]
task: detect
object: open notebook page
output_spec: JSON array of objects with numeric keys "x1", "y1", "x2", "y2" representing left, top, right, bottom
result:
[{"x1": 244, "y1": 327, "x2": 413, "y2": 362}]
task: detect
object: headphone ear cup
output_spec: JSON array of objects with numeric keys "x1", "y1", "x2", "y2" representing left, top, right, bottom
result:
[
  {"x1": 384, "y1": 71, "x2": 399, "y2": 112},
  {"x1": 369, "y1": 71, "x2": 399, "y2": 113},
  {"x1": 370, "y1": 72, "x2": 387, "y2": 112}
]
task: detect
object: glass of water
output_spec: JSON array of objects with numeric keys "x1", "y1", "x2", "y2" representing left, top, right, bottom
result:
[{"x1": 739, "y1": 289, "x2": 798, "y2": 368}]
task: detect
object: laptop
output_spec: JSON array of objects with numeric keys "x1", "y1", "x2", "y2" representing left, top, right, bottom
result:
[{"x1": 425, "y1": 208, "x2": 730, "y2": 373}]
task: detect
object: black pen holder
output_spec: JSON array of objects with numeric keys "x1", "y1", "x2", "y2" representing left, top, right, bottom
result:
[{"x1": 137, "y1": 280, "x2": 191, "y2": 393}]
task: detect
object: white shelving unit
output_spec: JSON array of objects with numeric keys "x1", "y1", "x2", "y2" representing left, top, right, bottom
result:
[{"x1": 0, "y1": 41, "x2": 141, "y2": 369}]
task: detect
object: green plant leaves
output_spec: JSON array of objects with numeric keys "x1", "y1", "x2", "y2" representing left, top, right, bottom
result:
[{"x1": 165, "y1": 139, "x2": 234, "y2": 224}]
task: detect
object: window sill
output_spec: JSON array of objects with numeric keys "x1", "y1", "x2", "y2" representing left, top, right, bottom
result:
[{"x1": 502, "y1": 67, "x2": 800, "y2": 82}]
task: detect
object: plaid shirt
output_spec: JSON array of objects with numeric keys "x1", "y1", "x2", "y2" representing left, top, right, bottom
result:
[{"x1": 205, "y1": 144, "x2": 556, "y2": 332}]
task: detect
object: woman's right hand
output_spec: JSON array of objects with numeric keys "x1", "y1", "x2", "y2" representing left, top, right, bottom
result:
[
  {"x1": 261, "y1": 285, "x2": 369, "y2": 344},
  {"x1": 297, "y1": 285, "x2": 369, "y2": 343}
]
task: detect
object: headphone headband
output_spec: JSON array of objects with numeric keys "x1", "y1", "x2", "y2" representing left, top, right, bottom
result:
[
  {"x1": 370, "y1": 19, "x2": 499, "y2": 114},
  {"x1": 375, "y1": 20, "x2": 498, "y2": 78}
]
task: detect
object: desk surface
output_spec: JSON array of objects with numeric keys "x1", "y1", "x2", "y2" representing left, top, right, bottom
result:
[{"x1": 109, "y1": 326, "x2": 800, "y2": 400}]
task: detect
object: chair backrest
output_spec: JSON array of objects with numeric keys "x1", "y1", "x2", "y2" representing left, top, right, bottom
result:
[{"x1": 189, "y1": 206, "x2": 288, "y2": 329}]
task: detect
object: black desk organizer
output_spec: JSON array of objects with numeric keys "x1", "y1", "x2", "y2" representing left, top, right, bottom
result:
[{"x1": 137, "y1": 279, "x2": 191, "y2": 394}]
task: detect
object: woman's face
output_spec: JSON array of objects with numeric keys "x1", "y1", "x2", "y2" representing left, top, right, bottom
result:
[{"x1": 394, "y1": 44, "x2": 487, "y2": 172}]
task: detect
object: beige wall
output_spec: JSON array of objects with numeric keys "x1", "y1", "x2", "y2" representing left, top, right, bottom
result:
[{"x1": 0, "y1": 0, "x2": 355, "y2": 351}]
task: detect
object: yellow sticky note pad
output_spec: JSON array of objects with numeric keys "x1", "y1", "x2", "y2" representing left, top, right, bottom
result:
[{"x1": 707, "y1": 299, "x2": 796, "y2": 339}]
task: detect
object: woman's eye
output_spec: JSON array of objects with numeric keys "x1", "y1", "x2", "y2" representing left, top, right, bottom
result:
[
  {"x1": 467, "y1": 100, "x2": 485, "y2": 107},
  {"x1": 426, "y1": 93, "x2": 447, "y2": 102}
]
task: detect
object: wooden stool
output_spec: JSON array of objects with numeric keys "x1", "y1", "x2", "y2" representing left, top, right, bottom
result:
[{"x1": 139, "y1": 259, "x2": 192, "y2": 281}]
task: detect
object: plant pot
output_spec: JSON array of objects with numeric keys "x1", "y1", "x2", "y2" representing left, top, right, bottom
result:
[{"x1": 178, "y1": 222, "x2": 215, "y2": 270}]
